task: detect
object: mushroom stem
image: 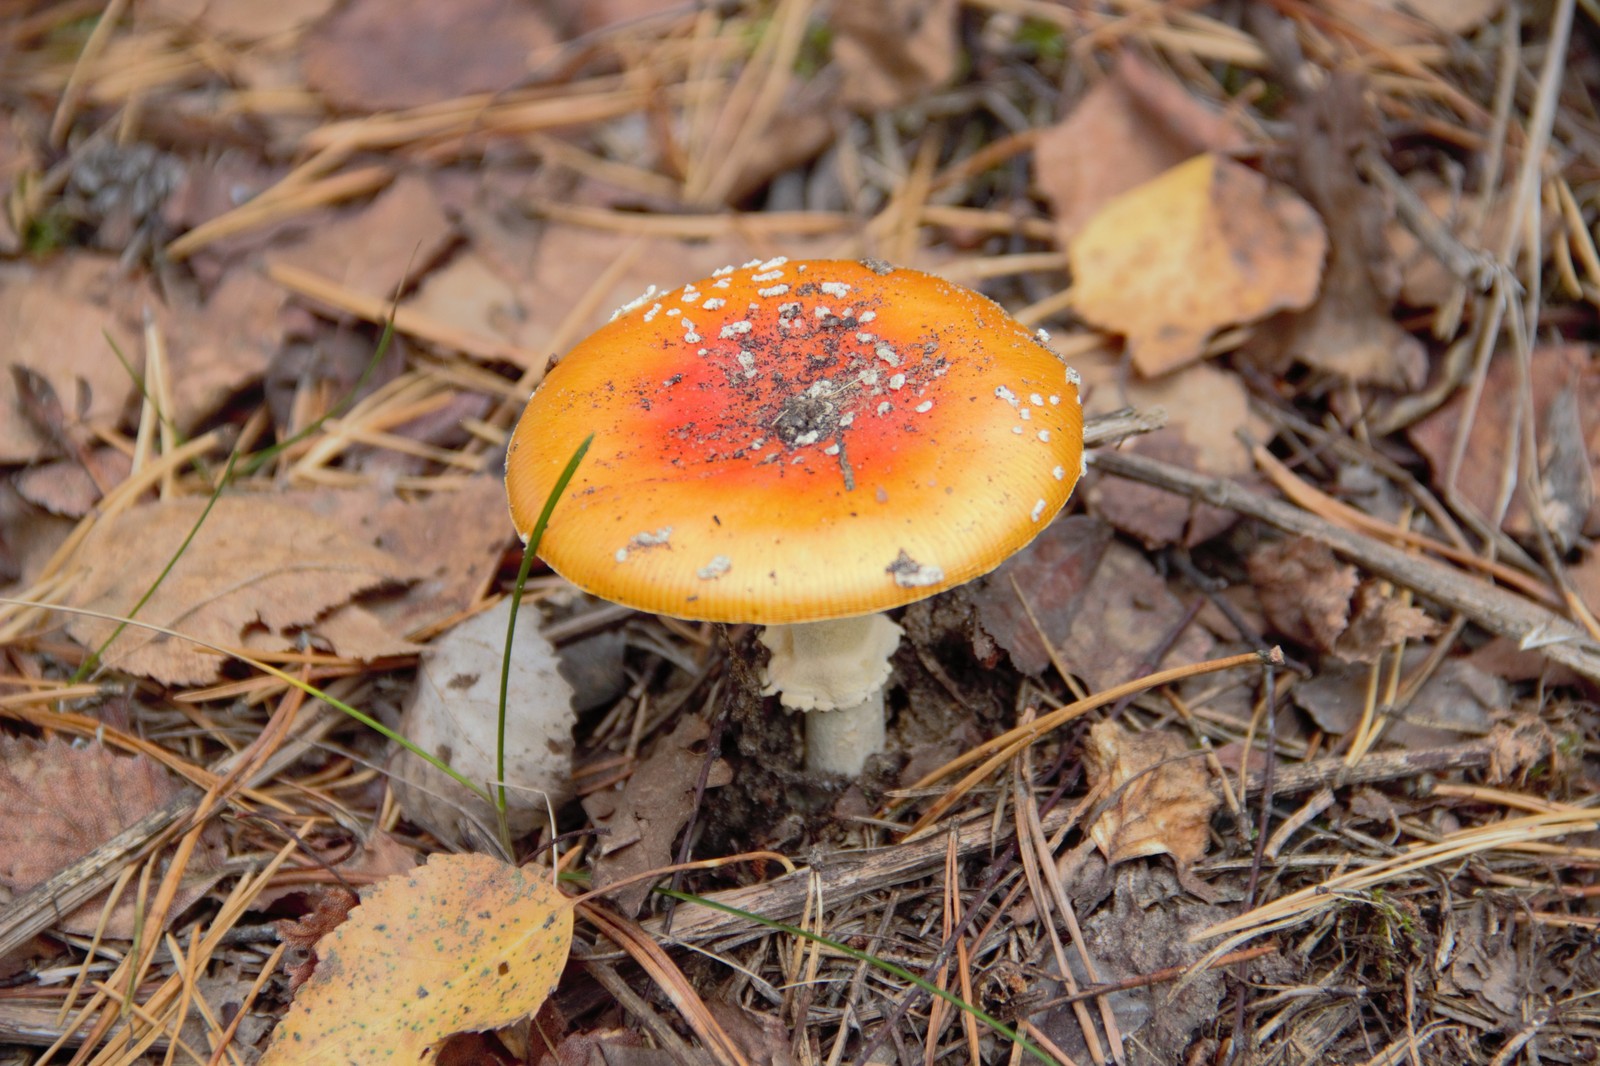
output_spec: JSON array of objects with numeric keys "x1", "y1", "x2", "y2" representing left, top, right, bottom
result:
[
  {"x1": 759, "y1": 614, "x2": 903, "y2": 776},
  {"x1": 804, "y1": 689, "x2": 887, "y2": 777}
]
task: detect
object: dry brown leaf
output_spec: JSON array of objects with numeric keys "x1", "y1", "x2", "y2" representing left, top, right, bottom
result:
[
  {"x1": 1333, "y1": 582, "x2": 1441, "y2": 663},
  {"x1": 1335, "y1": 0, "x2": 1504, "y2": 42},
  {"x1": 971, "y1": 515, "x2": 1112, "y2": 676},
  {"x1": 302, "y1": 0, "x2": 558, "y2": 112},
  {"x1": 1082, "y1": 720, "x2": 1219, "y2": 867},
  {"x1": 1061, "y1": 540, "x2": 1215, "y2": 691},
  {"x1": 267, "y1": 175, "x2": 456, "y2": 302},
  {"x1": 1389, "y1": 175, "x2": 1521, "y2": 310},
  {"x1": 1295, "y1": 651, "x2": 1499, "y2": 747},
  {"x1": 1409, "y1": 345, "x2": 1600, "y2": 542},
  {"x1": 290, "y1": 477, "x2": 513, "y2": 639},
  {"x1": 405, "y1": 252, "x2": 541, "y2": 353},
  {"x1": 1248, "y1": 537, "x2": 1358, "y2": 653},
  {"x1": 1036, "y1": 52, "x2": 1248, "y2": 241},
  {"x1": 1079, "y1": 355, "x2": 1270, "y2": 548},
  {"x1": 1258, "y1": 74, "x2": 1425, "y2": 389},
  {"x1": 261, "y1": 853, "x2": 573, "y2": 1065},
  {"x1": 66, "y1": 493, "x2": 424, "y2": 684},
  {"x1": 581, "y1": 715, "x2": 732, "y2": 918},
  {"x1": 161, "y1": 269, "x2": 286, "y2": 431},
  {"x1": 1069, "y1": 154, "x2": 1327, "y2": 377},
  {"x1": 143, "y1": 0, "x2": 338, "y2": 38},
  {"x1": 0, "y1": 255, "x2": 145, "y2": 464},
  {"x1": 828, "y1": 0, "x2": 959, "y2": 112},
  {"x1": 0, "y1": 737, "x2": 222, "y2": 938},
  {"x1": 14, "y1": 449, "x2": 132, "y2": 518}
]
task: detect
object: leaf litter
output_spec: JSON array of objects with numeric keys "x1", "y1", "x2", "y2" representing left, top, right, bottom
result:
[{"x1": 1, "y1": 2, "x2": 1599, "y2": 1064}]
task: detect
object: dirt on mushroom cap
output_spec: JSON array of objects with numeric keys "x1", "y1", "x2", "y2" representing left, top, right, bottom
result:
[{"x1": 506, "y1": 258, "x2": 1084, "y2": 623}]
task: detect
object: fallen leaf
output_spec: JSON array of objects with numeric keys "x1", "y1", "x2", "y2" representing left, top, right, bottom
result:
[
  {"x1": 1081, "y1": 721, "x2": 1219, "y2": 867},
  {"x1": 301, "y1": 0, "x2": 558, "y2": 112},
  {"x1": 1255, "y1": 73, "x2": 1425, "y2": 389},
  {"x1": 1389, "y1": 175, "x2": 1520, "y2": 310},
  {"x1": 1079, "y1": 355, "x2": 1270, "y2": 548},
  {"x1": 1333, "y1": 582, "x2": 1441, "y2": 663},
  {"x1": 1060, "y1": 540, "x2": 1215, "y2": 691},
  {"x1": 1336, "y1": 0, "x2": 1503, "y2": 42},
  {"x1": 14, "y1": 449, "x2": 132, "y2": 518},
  {"x1": 1409, "y1": 345, "x2": 1600, "y2": 542},
  {"x1": 971, "y1": 515, "x2": 1112, "y2": 676},
  {"x1": 581, "y1": 716, "x2": 732, "y2": 918},
  {"x1": 1069, "y1": 154, "x2": 1327, "y2": 377},
  {"x1": 1248, "y1": 537, "x2": 1359, "y2": 653},
  {"x1": 143, "y1": 0, "x2": 337, "y2": 39},
  {"x1": 291, "y1": 477, "x2": 515, "y2": 639},
  {"x1": 267, "y1": 175, "x2": 456, "y2": 302},
  {"x1": 0, "y1": 255, "x2": 145, "y2": 464},
  {"x1": 828, "y1": 0, "x2": 959, "y2": 112},
  {"x1": 261, "y1": 852, "x2": 573, "y2": 1065},
  {"x1": 1037, "y1": 52, "x2": 1248, "y2": 241},
  {"x1": 160, "y1": 268, "x2": 286, "y2": 432},
  {"x1": 0, "y1": 738, "x2": 222, "y2": 938},
  {"x1": 705, "y1": 1000, "x2": 800, "y2": 1066},
  {"x1": 65, "y1": 493, "x2": 424, "y2": 685},
  {"x1": 1294, "y1": 649, "x2": 1500, "y2": 747}
]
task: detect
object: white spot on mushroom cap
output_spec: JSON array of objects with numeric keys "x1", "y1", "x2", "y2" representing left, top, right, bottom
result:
[
  {"x1": 859, "y1": 310, "x2": 876, "y2": 322},
  {"x1": 758, "y1": 284, "x2": 790, "y2": 297},
  {"x1": 839, "y1": 412, "x2": 855, "y2": 427},
  {"x1": 819, "y1": 282, "x2": 850, "y2": 297},
  {"x1": 740, "y1": 258, "x2": 762, "y2": 268},
  {"x1": 915, "y1": 400, "x2": 933, "y2": 413},
  {"x1": 703, "y1": 297, "x2": 726, "y2": 310},
  {"x1": 887, "y1": 550, "x2": 944, "y2": 588},
  {"x1": 684, "y1": 332, "x2": 702, "y2": 344},
  {"x1": 1035, "y1": 327, "x2": 1051, "y2": 344},
  {"x1": 888, "y1": 373, "x2": 906, "y2": 390},
  {"x1": 713, "y1": 278, "x2": 731, "y2": 288},
  {"x1": 823, "y1": 443, "x2": 840, "y2": 455},
  {"x1": 1038, "y1": 430, "x2": 1051, "y2": 442},
  {"x1": 1031, "y1": 499, "x2": 1047, "y2": 522},
  {"x1": 697, "y1": 555, "x2": 731, "y2": 580},
  {"x1": 666, "y1": 307, "x2": 681, "y2": 317},
  {"x1": 720, "y1": 320, "x2": 753, "y2": 339},
  {"x1": 642, "y1": 303, "x2": 662, "y2": 321},
  {"x1": 1065, "y1": 366, "x2": 1082, "y2": 387},
  {"x1": 875, "y1": 344, "x2": 900, "y2": 367},
  {"x1": 1020, "y1": 409, "x2": 1031, "y2": 421},
  {"x1": 814, "y1": 305, "x2": 833, "y2": 318},
  {"x1": 1029, "y1": 393, "x2": 1044, "y2": 406},
  {"x1": 877, "y1": 401, "x2": 892, "y2": 415},
  {"x1": 752, "y1": 269, "x2": 784, "y2": 283},
  {"x1": 856, "y1": 332, "x2": 875, "y2": 343},
  {"x1": 1049, "y1": 395, "x2": 1061, "y2": 406},
  {"x1": 1053, "y1": 465, "x2": 1066, "y2": 480},
  {"x1": 737, "y1": 351, "x2": 757, "y2": 376},
  {"x1": 615, "y1": 548, "x2": 629, "y2": 563},
  {"x1": 711, "y1": 265, "x2": 734, "y2": 277},
  {"x1": 1012, "y1": 426, "x2": 1023, "y2": 435},
  {"x1": 759, "y1": 256, "x2": 788, "y2": 270},
  {"x1": 795, "y1": 430, "x2": 820, "y2": 445},
  {"x1": 995, "y1": 386, "x2": 1018, "y2": 407}
]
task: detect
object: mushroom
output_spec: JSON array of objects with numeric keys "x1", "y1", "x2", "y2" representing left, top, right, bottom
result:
[{"x1": 505, "y1": 258, "x2": 1083, "y2": 776}]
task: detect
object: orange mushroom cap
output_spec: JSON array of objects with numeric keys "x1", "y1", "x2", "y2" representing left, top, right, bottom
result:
[{"x1": 506, "y1": 258, "x2": 1083, "y2": 624}]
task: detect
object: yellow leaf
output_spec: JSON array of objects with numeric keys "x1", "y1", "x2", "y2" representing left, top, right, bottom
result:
[
  {"x1": 261, "y1": 852, "x2": 573, "y2": 1065},
  {"x1": 1068, "y1": 153, "x2": 1327, "y2": 378}
]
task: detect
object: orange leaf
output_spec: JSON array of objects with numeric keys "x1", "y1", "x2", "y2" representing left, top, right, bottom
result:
[
  {"x1": 1069, "y1": 153, "x2": 1327, "y2": 377},
  {"x1": 261, "y1": 852, "x2": 573, "y2": 1065}
]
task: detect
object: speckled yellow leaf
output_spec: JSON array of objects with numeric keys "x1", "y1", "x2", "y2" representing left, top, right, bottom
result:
[
  {"x1": 1068, "y1": 153, "x2": 1327, "y2": 378},
  {"x1": 261, "y1": 852, "x2": 572, "y2": 1065}
]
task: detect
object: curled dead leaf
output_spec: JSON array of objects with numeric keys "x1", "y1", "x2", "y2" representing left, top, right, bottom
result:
[{"x1": 1082, "y1": 720, "x2": 1219, "y2": 867}]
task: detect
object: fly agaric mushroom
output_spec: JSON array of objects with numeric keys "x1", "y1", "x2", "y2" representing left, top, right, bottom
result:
[{"x1": 506, "y1": 258, "x2": 1083, "y2": 776}]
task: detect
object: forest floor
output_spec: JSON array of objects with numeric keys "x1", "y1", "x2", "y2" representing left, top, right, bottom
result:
[{"x1": 1, "y1": 1, "x2": 1599, "y2": 1064}]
